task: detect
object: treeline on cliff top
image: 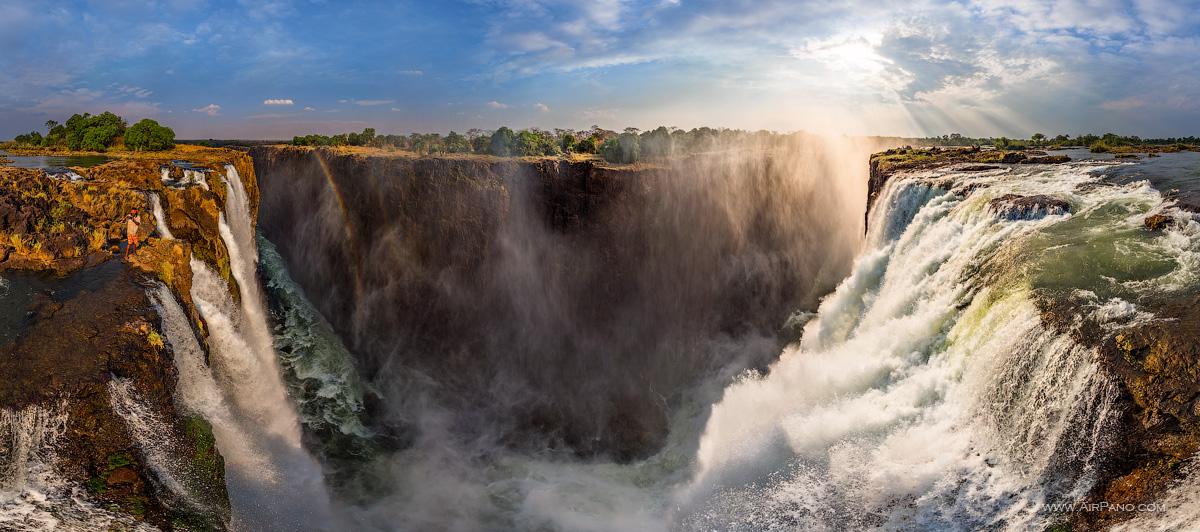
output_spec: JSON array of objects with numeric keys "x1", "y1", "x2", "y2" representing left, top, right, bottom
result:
[
  {"x1": 292, "y1": 125, "x2": 800, "y2": 164},
  {"x1": 5, "y1": 111, "x2": 176, "y2": 152},
  {"x1": 297, "y1": 126, "x2": 1200, "y2": 164},
  {"x1": 917, "y1": 132, "x2": 1200, "y2": 152}
]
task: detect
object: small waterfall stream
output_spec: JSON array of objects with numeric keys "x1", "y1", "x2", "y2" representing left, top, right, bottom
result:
[{"x1": 147, "y1": 192, "x2": 173, "y2": 240}]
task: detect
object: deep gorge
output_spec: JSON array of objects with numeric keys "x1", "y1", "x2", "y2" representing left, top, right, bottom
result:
[{"x1": 2, "y1": 143, "x2": 1199, "y2": 531}]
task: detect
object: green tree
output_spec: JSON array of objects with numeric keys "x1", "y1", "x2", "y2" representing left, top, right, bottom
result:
[
  {"x1": 576, "y1": 137, "x2": 597, "y2": 153},
  {"x1": 490, "y1": 127, "x2": 516, "y2": 157},
  {"x1": 472, "y1": 135, "x2": 491, "y2": 154},
  {"x1": 124, "y1": 118, "x2": 175, "y2": 151},
  {"x1": 600, "y1": 133, "x2": 640, "y2": 163},
  {"x1": 445, "y1": 131, "x2": 470, "y2": 153},
  {"x1": 640, "y1": 126, "x2": 673, "y2": 159},
  {"x1": 64, "y1": 113, "x2": 91, "y2": 150}
]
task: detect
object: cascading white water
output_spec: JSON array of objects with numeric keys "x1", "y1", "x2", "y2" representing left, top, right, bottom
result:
[
  {"x1": 147, "y1": 282, "x2": 271, "y2": 479},
  {"x1": 147, "y1": 192, "x2": 173, "y2": 240},
  {"x1": 670, "y1": 163, "x2": 1183, "y2": 530},
  {"x1": 185, "y1": 169, "x2": 209, "y2": 190},
  {"x1": 0, "y1": 403, "x2": 158, "y2": 531},
  {"x1": 105, "y1": 379, "x2": 192, "y2": 509},
  {"x1": 178, "y1": 166, "x2": 332, "y2": 531}
]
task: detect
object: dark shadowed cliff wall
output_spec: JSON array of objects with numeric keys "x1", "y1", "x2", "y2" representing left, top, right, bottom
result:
[{"x1": 250, "y1": 138, "x2": 889, "y2": 459}]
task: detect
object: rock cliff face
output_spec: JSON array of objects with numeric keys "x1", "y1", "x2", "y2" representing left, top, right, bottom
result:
[
  {"x1": 0, "y1": 148, "x2": 255, "y2": 530},
  {"x1": 250, "y1": 145, "x2": 864, "y2": 459}
]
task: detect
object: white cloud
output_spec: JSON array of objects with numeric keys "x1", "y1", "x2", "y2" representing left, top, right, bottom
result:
[
  {"x1": 117, "y1": 85, "x2": 154, "y2": 99},
  {"x1": 248, "y1": 113, "x2": 301, "y2": 119},
  {"x1": 487, "y1": 101, "x2": 511, "y2": 109},
  {"x1": 534, "y1": 103, "x2": 549, "y2": 112},
  {"x1": 1101, "y1": 98, "x2": 1146, "y2": 111},
  {"x1": 354, "y1": 100, "x2": 395, "y2": 106},
  {"x1": 391, "y1": 108, "x2": 401, "y2": 111},
  {"x1": 399, "y1": 70, "x2": 423, "y2": 75},
  {"x1": 578, "y1": 107, "x2": 618, "y2": 122},
  {"x1": 304, "y1": 106, "x2": 315, "y2": 111},
  {"x1": 192, "y1": 104, "x2": 221, "y2": 116},
  {"x1": 165, "y1": 70, "x2": 174, "y2": 75},
  {"x1": 264, "y1": 99, "x2": 294, "y2": 105}
]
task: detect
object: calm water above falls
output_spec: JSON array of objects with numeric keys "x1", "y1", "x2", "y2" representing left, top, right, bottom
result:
[{"x1": 0, "y1": 151, "x2": 111, "y2": 170}]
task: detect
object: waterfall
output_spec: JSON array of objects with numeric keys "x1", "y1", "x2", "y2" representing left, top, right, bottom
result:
[
  {"x1": 177, "y1": 166, "x2": 332, "y2": 530},
  {"x1": 671, "y1": 165, "x2": 1162, "y2": 530},
  {"x1": 137, "y1": 164, "x2": 331, "y2": 530},
  {"x1": 0, "y1": 403, "x2": 157, "y2": 531},
  {"x1": 147, "y1": 192, "x2": 173, "y2": 239},
  {"x1": 256, "y1": 233, "x2": 374, "y2": 479},
  {"x1": 186, "y1": 170, "x2": 209, "y2": 190},
  {"x1": 0, "y1": 404, "x2": 67, "y2": 494},
  {"x1": 107, "y1": 379, "x2": 190, "y2": 502}
]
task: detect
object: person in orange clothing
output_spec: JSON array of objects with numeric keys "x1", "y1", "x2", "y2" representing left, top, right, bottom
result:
[{"x1": 123, "y1": 208, "x2": 141, "y2": 259}]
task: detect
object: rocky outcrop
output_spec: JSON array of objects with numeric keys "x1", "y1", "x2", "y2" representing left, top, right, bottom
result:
[
  {"x1": 987, "y1": 193, "x2": 1072, "y2": 220},
  {"x1": 1044, "y1": 293, "x2": 1200, "y2": 531},
  {"x1": 1144, "y1": 214, "x2": 1174, "y2": 230},
  {"x1": 0, "y1": 263, "x2": 229, "y2": 529},
  {"x1": 0, "y1": 147, "x2": 253, "y2": 530},
  {"x1": 1021, "y1": 155, "x2": 1072, "y2": 164}
]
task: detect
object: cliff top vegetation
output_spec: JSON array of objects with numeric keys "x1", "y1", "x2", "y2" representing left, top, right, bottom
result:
[
  {"x1": 3, "y1": 111, "x2": 175, "y2": 153},
  {"x1": 291, "y1": 126, "x2": 1200, "y2": 166}
]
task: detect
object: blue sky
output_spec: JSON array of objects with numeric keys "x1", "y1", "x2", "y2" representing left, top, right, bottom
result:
[{"x1": 2, "y1": 0, "x2": 1199, "y2": 139}]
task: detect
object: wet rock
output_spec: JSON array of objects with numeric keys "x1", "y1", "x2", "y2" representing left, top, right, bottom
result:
[
  {"x1": 1144, "y1": 214, "x2": 1173, "y2": 230},
  {"x1": 106, "y1": 466, "x2": 140, "y2": 487},
  {"x1": 988, "y1": 194, "x2": 1072, "y2": 220},
  {"x1": 958, "y1": 164, "x2": 1001, "y2": 172},
  {"x1": 0, "y1": 263, "x2": 230, "y2": 529},
  {"x1": 950, "y1": 182, "x2": 986, "y2": 198},
  {"x1": 979, "y1": 151, "x2": 1028, "y2": 164},
  {"x1": 1020, "y1": 155, "x2": 1071, "y2": 164}
]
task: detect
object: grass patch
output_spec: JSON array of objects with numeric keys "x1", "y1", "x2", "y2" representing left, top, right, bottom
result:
[{"x1": 147, "y1": 329, "x2": 164, "y2": 349}]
